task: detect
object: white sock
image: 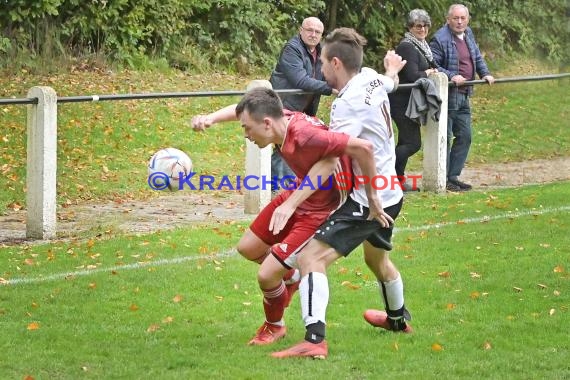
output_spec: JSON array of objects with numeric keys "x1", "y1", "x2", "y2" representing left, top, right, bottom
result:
[
  {"x1": 380, "y1": 273, "x2": 404, "y2": 313},
  {"x1": 300, "y1": 272, "x2": 329, "y2": 326}
]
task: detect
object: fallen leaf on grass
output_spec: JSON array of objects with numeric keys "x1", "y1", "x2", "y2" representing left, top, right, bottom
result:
[
  {"x1": 438, "y1": 271, "x2": 451, "y2": 278},
  {"x1": 341, "y1": 281, "x2": 361, "y2": 290},
  {"x1": 482, "y1": 341, "x2": 492, "y2": 350},
  {"x1": 172, "y1": 294, "x2": 183, "y2": 303},
  {"x1": 162, "y1": 316, "x2": 174, "y2": 324},
  {"x1": 431, "y1": 343, "x2": 443, "y2": 351},
  {"x1": 146, "y1": 324, "x2": 160, "y2": 333},
  {"x1": 513, "y1": 287, "x2": 523, "y2": 293},
  {"x1": 470, "y1": 291, "x2": 480, "y2": 299},
  {"x1": 549, "y1": 309, "x2": 556, "y2": 316},
  {"x1": 553, "y1": 266, "x2": 564, "y2": 273},
  {"x1": 446, "y1": 303, "x2": 456, "y2": 310},
  {"x1": 8, "y1": 202, "x2": 22, "y2": 211},
  {"x1": 537, "y1": 283, "x2": 547, "y2": 289},
  {"x1": 129, "y1": 304, "x2": 139, "y2": 311},
  {"x1": 27, "y1": 322, "x2": 40, "y2": 330},
  {"x1": 23, "y1": 258, "x2": 35, "y2": 266}
]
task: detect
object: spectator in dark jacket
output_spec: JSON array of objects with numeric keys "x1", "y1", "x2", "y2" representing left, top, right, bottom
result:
[
  {"x1": 269, "y1": 17, "x2": 334, "y2": 190},
  {"x1": 389, "y1": 9, "x2": 438, "y2": 192},
  {"x1": 430, "y1": 4, "x2": 494, "y2": 192}
]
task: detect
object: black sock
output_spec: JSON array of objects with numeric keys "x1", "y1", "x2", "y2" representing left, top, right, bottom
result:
[
  {"x1": 304, "y1": 321, "x2": 326, "y2": 343},
  {"x1": 387, "y1": 305, "x2": 411, "y2": 331}
]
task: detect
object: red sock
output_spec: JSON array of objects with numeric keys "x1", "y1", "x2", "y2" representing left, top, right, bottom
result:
[
  {"x1": 262, "y1": 282, "x2": 288, "y2": 323},
  {"x1": 282, "y1": 268, "x2": 295, "y2": 282}
]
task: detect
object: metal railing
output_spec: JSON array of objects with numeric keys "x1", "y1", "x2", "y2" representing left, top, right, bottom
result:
[{"x1": 2, "y1": 73, "x2": 568, "y2": 106}]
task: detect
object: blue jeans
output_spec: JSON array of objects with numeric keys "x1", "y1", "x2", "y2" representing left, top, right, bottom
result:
[{"x1": 447, "y1": 93, "x2": 472, "y2": 181}]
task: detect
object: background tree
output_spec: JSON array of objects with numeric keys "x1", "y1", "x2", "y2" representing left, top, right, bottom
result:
[{"x1": 0, "y1": 0, "x2": 568, "y2": 72}]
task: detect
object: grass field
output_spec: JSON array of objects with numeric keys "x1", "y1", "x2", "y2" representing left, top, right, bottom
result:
[
  {"x1": 1, "y1": 182, "x2": 568, "y2": 379},
  {"x1": 1, "y1": 59, "x2": 569, "y2": 378}
]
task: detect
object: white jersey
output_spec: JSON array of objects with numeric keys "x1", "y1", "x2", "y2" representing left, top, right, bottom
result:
[{"x1": 330, "y1": 67, "x2": 403, "y2": 208}]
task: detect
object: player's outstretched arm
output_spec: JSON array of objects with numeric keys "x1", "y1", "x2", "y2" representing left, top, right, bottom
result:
[
  {"x1": 191, "y1": 104, "x2": 238, "y2": 131},
  {"x1": 269, "y1": 156, "x2": 339, "y2": 235}
]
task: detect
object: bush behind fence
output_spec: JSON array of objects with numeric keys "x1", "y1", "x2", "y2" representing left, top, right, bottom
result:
[{"x1": 1, "y1": 0, "x2": 569, "y2": 72}]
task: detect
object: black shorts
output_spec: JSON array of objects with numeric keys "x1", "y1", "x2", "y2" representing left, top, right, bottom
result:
[{"x1": 313, "y1": 196, "x2": 403, "y2": 256}]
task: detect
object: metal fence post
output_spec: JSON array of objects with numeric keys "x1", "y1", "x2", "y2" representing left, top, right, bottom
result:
[
  {"x1": 422, "y1": 73, "x2": 448, "y2": 192},
  {"x1": 244, "y1": 80, "x2": 272, "y2": 214},
  {"x1": 26, "y1": 86, "x2": 57, "y2": 239}
]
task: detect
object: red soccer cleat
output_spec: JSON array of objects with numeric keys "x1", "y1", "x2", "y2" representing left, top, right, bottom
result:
[
  {"x1": 248, "y1": 322, "x2": 287, "y2": 346},
  {"x1": 271, "y1": 340, "x2": 328, "y2": 359},
  {"x1": 363, "y1": 309, "x2": 413, "y2": 333}
]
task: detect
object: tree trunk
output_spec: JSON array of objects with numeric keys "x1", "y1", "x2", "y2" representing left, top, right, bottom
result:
[{"x1": 328, "y1": 0, "x2": 338, "y2": 31}]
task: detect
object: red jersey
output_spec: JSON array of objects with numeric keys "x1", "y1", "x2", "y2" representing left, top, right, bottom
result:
[{"x1": 279, "y1": 110, "x2": 353, "y2": 215}]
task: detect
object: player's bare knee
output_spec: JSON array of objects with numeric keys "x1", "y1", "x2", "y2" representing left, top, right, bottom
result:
[
  {"x1": 257, "y1": 266, "x2": 285, "y2": 289},
  {"x1": 236, "y1": 243, "x2": 255, "y2": 260},
  {"x1": 236, "y1": 241, "x2": 267, "y2": 263},
  {"x1": 256, "y1": 270, "x2": 271, "y2": 287}
]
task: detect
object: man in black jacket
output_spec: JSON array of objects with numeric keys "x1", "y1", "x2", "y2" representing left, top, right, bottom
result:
[{"x1": 269, "y1": 17, "x2": 335, "y2": 190}]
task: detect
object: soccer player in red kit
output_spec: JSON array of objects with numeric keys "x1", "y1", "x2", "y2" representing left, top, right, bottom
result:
[{"x1": 191, "y1": 87, "x2": 383, "y2": 345}]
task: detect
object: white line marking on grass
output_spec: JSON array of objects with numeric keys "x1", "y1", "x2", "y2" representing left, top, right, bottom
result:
[
  {"x1": 3, "y1": 205, "x2": 569, "y2": 287},
  {"x1": 2, "y1": 249, "x2": 237, "y2": 286},
  {"x1": 396, "y1": 205, "x2": 570, "y2": 233}
]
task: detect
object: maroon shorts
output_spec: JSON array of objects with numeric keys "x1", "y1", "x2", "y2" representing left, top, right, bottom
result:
[{"x1": 250, "y1": 191, "x2": 332, "y2": 269}]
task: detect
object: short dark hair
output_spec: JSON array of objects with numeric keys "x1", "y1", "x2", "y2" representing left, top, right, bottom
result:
[
  {"x1": 322, "y1": 27, "x2": 367, "y2": 72},
  {"x1": 235, "y1": 87, "x2": 284, "y2": 121}
]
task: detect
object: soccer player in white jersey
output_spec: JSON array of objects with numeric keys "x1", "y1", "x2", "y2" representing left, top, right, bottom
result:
[{"x1": 272, "y1": 28, "x2": 412, "y2": 359}]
